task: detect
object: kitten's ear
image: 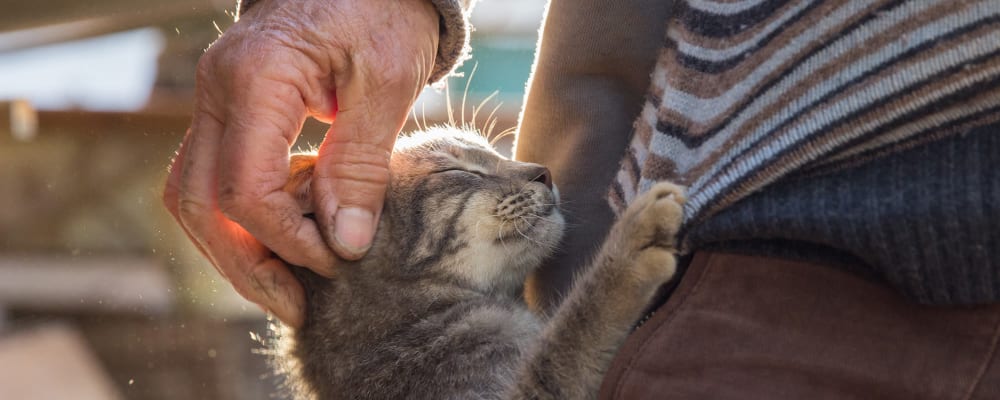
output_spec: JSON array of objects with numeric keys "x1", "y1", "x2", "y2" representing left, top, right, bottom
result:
[{"x1": 285, "y1": 154, "x2": 317, "y2": 214}]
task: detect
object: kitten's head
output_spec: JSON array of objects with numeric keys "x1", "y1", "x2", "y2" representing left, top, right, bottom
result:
[{"x1": 291, "y1": 126, "x2": 564, "y2": 296}]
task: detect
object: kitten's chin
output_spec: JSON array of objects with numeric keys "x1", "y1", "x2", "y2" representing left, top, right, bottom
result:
[{"x1": 452, "y1": 209, "x2": 564, "y2": 295}]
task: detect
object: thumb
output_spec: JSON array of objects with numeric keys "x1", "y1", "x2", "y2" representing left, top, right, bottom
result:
[{"x1": 312, "y1": 66, "x2": 420, "y2": 260}]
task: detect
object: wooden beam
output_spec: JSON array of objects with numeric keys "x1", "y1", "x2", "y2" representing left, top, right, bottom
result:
[
  {"x1": 0, "y1": 0, "x2": 225, "y2": 35},
  {"x1": 0, "y1": 325, "x2": 123, "y2": 400},
  {"x1": 0, "y1": 255, "x2": 174, "y2": 315},
  {"x1": 0, "y1": 0, "x2": 229, "y2": 52}
]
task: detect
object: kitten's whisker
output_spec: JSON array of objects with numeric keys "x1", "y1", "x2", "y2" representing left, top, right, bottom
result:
[
  {"x1": 410, "y1": 104, "x2": 422, "y2": 131},
  {"x1": 514, "y1": 215, "x2": 552, "y2": 249},
  {"x1": 445, "y1": 80, "x2": 456, "y2": 127},
  {"x1": 525, "y1": 213, "x2": 569, "y2": 230},
  {"x1": 472, "y1": 90, "x2": 499, "y2": 133},
  {"x1": 496, "y1": 220, "x2": 511, "y2": 252},
  {"x1": 484, "y1": 102, "x2": 503, "y2": 141},
  {"x1": 421, "y1": 97, "x2": 429, "y2": 132},
  {"x1": 512, "y1": 185, "x2": 535, "y2": 199},
  {"x1": 485, "y1": 119, "x2": 499, "y2": 145},
  {"x1": 513, "y1": 216, "x2": 544, "y2": 247},
  {"x1": 489, "y1": 126, "x2": 519, "y2": 147},
  {"x1": 523, "y1": 212, "x2": 557, "y2": 222},
  {"x1": 461, "y1": 63, "x2": 478, "y2": 128},
  {"x1": 490, "y1": 126, "x2": 517, "y2": 145}
]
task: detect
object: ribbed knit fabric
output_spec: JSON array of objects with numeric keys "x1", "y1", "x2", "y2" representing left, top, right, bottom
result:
[
  {"x1": 236, "y1": 0, "x2": 472, "y2": 83},
  {"x1": 688, "y1": 126, "x2": 1000, "y2": 304},
  {"x1": 607, "y1": 0, "x2": 1000, "y2": 304},
  {"x1": 610, "y1": 0, "x2": 1000, "y2": 226}
]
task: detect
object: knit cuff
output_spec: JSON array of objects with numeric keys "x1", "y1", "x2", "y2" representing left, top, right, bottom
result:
[
  {"x1": 236, "y1": 0, "x2": 472, "y2": 85},
  {"x1": 236, "y1": 0, "x2": 260, "y2": 16},
  {"x1": 426, "y1": 0, "x2": 472, "y2": 84}
]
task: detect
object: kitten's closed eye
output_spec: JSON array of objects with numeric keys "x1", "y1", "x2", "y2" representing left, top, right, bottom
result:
[{"x1": 436, "y1": 168, "x2": 484, "y2": 177}]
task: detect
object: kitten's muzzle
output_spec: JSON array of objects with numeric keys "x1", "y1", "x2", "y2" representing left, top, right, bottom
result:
[{"x1": 495, "y1": 185, "x2": 557, "y2": 220}]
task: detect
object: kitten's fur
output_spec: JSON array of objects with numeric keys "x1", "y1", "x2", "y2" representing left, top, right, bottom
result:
[{"x1": 278, "y1": 127, "x2": 685, "y2": 399}]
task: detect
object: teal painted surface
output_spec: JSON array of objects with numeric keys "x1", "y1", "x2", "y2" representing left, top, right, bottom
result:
[{"x1": 450, "y1": 36, "x2": 537, "y2": 105}]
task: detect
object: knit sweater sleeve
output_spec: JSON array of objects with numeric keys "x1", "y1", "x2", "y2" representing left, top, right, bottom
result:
[{"x1": 236, "y1": 0, "x2": 473, "y2": 84}]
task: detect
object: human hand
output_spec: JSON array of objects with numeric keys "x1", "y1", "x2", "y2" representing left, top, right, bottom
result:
[{"x1": 163, "y1": 0, "x2": 440, "y2": 327}]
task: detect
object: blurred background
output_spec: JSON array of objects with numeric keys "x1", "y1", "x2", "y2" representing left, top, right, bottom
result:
[{"x1": 0, "y1": 1, "x2": 544, "y2": 399}]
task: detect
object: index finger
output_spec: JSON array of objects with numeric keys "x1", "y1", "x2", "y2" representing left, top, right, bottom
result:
[
  {"x1": 176, "y1": 112, "x2": 307, "y2": 327},
  {"x1": 215, "y1": 77, "x2": 339, "y2": 276}
]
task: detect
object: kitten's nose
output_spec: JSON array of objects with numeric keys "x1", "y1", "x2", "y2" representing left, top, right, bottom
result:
[{"x1": 529, "y1": 165, "x2": 553, "y2": 190}]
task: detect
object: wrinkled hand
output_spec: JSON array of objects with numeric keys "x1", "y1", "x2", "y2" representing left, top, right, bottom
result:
[{"x1": 163, "y1": 0, "x2": 439, "y2": 327}]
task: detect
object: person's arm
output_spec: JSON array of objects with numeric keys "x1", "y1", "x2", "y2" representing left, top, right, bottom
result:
[{"x1": 163, "y1": 0, "x2": 472, "y2": 327}]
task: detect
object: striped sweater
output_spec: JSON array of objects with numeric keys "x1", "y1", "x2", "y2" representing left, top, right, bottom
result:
[
  {"x1": 610, "y1": 0, "x2": 1000, "y2": 230},
  {"x1": 608, "y1": 0, "x2": 1000, "y2": 304}
]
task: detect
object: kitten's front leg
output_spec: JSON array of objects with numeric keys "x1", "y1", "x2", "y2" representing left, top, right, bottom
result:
[{"x1": 510, "y1": 182, "x2": 685, "y2": 400}]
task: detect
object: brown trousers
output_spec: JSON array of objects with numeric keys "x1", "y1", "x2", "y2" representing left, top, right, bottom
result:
[{"x1": 600, "y1": 252, "x2": 1000, "y2": 399}]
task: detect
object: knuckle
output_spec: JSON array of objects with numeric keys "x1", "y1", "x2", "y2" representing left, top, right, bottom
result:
[
  {"x1": 212, "y1": 256, "x2": 271, "y2": 306},
  {"x1": 331, "y1": 163, "x2": 391, "y2": 186},
  {"x1": 315, "y1": 166, "x2": 389, "y2": 206},
  {"x1": 162, "y1": 174, "x2": 181, "y2": 213},
  {"x1": 216, "y1": 186, "x2": 254, "y2": 221},
  {"x1": 245, "y1": 262, "x2": 281, "y2": 302},
  {"x1": 200, "y1": 39, "x2": 269, "y2": 85},
  {"x1": 227, "y1": 53, "x2": 262, "y2": 84},
  {"x1": 195, "y1": 50, "x2": 220, "y2": 83},
  {"x1": 162, "y1": 184, "x2": 179, "y2": 214},
  {"x1": 177, "y1": 197, "x2": 210, "y2": 218},
  {"x1": 274, "y1": 208, "x2": 302, "y2": 238},
  {"x1": 177, "y1": 197, "x2": 212, "y2": 228},
  {"x1": 340, "y1": 183, "x2": 386, "y2": 205},
  {"x1": 317, "y1": 142, "x2": 391, "y2": 173},
  {"x1": 230, "y1": 277, "x2": 260, "y2": 304}
]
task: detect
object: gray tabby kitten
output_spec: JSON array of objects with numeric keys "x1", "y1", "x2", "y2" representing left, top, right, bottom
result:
[{"x1": 278, "y1": 126, "x2": 684, "y2": 399}]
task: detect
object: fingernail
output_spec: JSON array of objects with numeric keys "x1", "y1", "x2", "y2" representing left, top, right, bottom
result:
[{"x1": 334, "y1": 207, "x2": 375, "y2": 257}]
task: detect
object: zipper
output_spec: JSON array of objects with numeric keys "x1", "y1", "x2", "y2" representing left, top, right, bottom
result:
[{"x1": 633, "y1": 309, "x2": 656, "y2": 330}]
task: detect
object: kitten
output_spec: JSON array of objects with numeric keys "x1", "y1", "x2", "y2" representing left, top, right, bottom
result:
[{"x1": 277, "y1": 126, "x2": 685, "y2": 399}]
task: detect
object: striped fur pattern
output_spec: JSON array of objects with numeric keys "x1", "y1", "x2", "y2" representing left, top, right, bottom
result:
[
  {"x1": 610, "y1": 0, "x2": 1000, "y2": 241},
  {"x1": 277, "y1": 127, "x2": 684, "y2": 399}
]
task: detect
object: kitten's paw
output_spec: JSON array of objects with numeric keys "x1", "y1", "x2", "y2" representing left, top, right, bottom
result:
[
  {"x1": 617, "y1": 182, "x2": 686, "y2": 281},
  {"x1": 621, "y1": 182, "x2": 685, "y2": 250}
]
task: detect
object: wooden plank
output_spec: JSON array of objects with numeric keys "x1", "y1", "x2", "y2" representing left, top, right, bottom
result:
[
  {"x1": 0, "y1": 325, "x2": 123, "y2": 400},
  {"x1": 0, "y1": 3, "x2": 227, "y2": 52},
  {"x1": 0, "y1": 0, "x2": 223, "y2": 34},
  {"x1": 0, "y1": 102, "x2": 193, "y2": 139},
  {"x1": 0, "y1": 255, "x2": 174, "y2": 314}
]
